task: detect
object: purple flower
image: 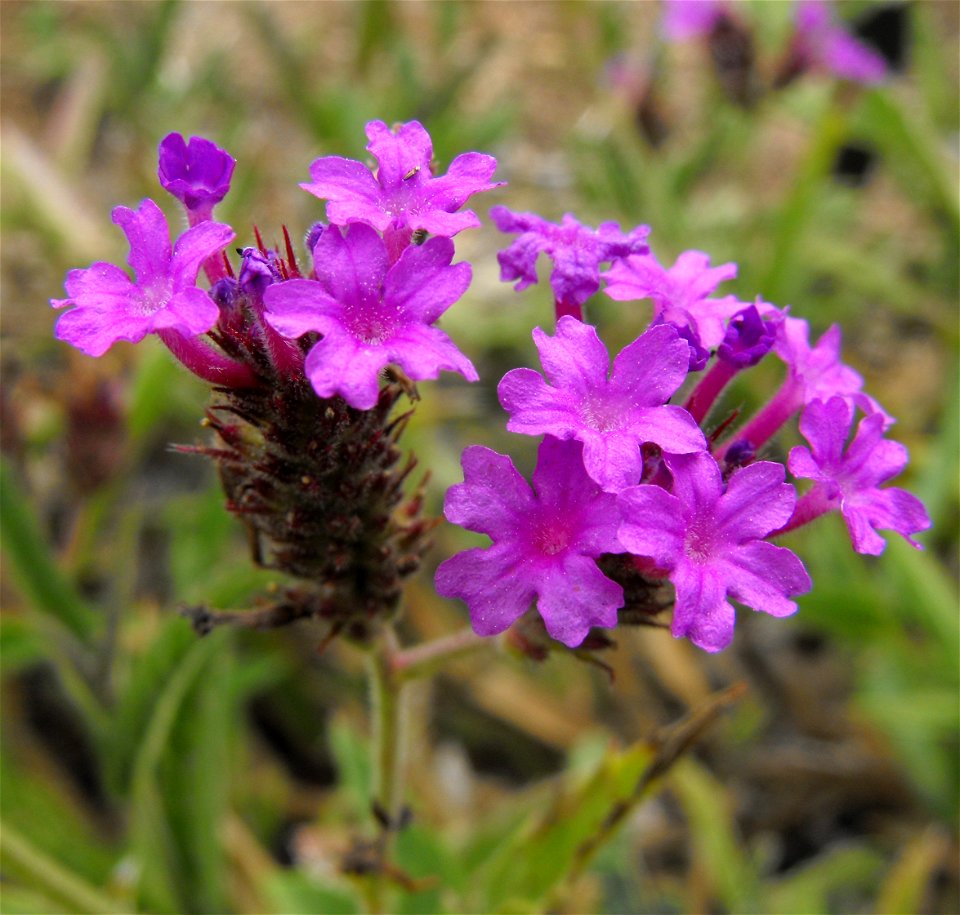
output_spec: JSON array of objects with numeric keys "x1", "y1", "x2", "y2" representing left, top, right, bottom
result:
[
  {"x1": 157, "y1": 133, "x2": 236, "y2": 222},
  {"x1": 791, "y1": 0, "x2": 887, "y2": 85},
  {"x1": 602, "y1": 249, "x2": 745, "y2": 352},
  {"x1": 618, "y1": 451, "x2": 811, "y2": 652},
  {"x1": 301, "y1": 120, "x2": 502, "y2": 255},
  {"x1": 660, "y1": 0, "x2": 730, "y2": 41},
  {"x1": 499, "y1": 317, "x2": 706, "y2": 492},
  {"x1": 435, "y1": 437, "x2": 624, "y2": 647},
  {"x1": 489, "y1": 207, "x2": 649, "y2": 318},
  {"x1": 787, "y1": 397, "x2": 930, "y2": 555},
  {"x1": 262, "y1": 223, "x2": 477, "y2": 410},
  {"x1": 717, "y1": 305, "x2": 778, "y2": 367},
  {"x1": 52, "y1": 199, "x2": 234, "y2": 357}
]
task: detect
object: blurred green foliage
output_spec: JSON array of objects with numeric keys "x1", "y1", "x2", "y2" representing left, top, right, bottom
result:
[{"x1": 1, "y1": 1, "x2": 957, "y2": 913}]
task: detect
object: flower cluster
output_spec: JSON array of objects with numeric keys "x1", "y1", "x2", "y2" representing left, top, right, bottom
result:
[
  {"x1": 436, "y1": 210, "x2": 930, "y2": 652},
  {"x1": 52, "y1": 120, "x2": 929, "y2": 655},
  {"x1": 52, "y1": 122, "x2": 501, "y2": 643}
]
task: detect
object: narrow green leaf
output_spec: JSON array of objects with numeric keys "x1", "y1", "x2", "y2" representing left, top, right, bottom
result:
[{"x1": 0, "y1": 458, "x2": 97, "y2": 641}]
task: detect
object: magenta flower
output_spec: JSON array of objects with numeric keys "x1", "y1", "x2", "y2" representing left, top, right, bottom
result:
[
  {"x1": 499, "y1": 317, "x2": 705, "y2": 492},
  {"x1": 489, "y1": 207, "x2": 649, "y2": 319},
  {"x1": 786, "y1": 397, "x2": 930, "y2": 555},
  {"x1": 157, "y1": 133, "x2": 236, "y2": 223},
  {"x1": 618, "y1": 451, "x2": 811, "y2": 652},
  {"x1": 790, "y1": 0, "x2": 887, "y2": 85},
  {"x1": 435, "y1": 437, "x2": 624, "y2": 647},
  {"x1": 301, "y1": 120, "x2": 501, "y2": 256},
  {"x1": 262, "y1": 223, "x2": 477, "y2": 410},
  {"x1": 660, "y1": 0, "x2": 731, "y2": 41},
  {"x1": 51, "y1": 198, "x2": 234, "y2": 357},
  {"x1": 602, "y1": 249, "x2": 746, "y2": 352}
]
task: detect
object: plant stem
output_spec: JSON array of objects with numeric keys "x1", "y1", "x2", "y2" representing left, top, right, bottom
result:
[
  {"x1": 391, "y1": 625, "x2": 495, "y2": 683},
  {"x1": 369, "y1": 625, "x2": 404, "y2": 827}
]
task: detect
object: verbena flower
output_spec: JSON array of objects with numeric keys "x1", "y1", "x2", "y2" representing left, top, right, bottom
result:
[
  {"x1": 489, "y1": 207, "x2": 649, "y2": 320},
  {"x1": 498, "y1": 316, "x2": 705, "y2": 491},
  {"x1": 158, "y1": 133, "x2": 236, "y2": 223},
  {"x1": 434, "y1": 437, "x2": 624, "y2": 648},
  {"x1": 786, "y1": 396, "x2": 931, "y2": 554},
  {"x1": 262, "y1": 223, "x2": 477, "y2": 410},
  {"x1": 618, "y1": 451, "x2": 811, "y2": 652},
  {"x1": 52, "y1": 198, "x2": 234, "y2": 357},
  {"x1": 790, "y1": 0, "x2": 888, "y2": 85},
  {"x1": 602, "y1": 249, "x2": 746, "y2": 355},
  {"x1": 301, "y1": 119, "x2": 501, "y2": 257},
  {"x1": 660, "y1": 0, "x2": 731, "y2": 41}
]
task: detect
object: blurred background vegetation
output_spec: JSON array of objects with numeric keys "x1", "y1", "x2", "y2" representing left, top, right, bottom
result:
[{"x1": 1, "y1": 1, "x2": 957, "y2": 913}]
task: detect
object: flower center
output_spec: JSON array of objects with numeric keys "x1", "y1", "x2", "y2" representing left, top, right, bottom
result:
[
  {"x1": 579, "y1": 394, "x2": 624, "y2": 433},
  {"x1": 136, "y1": 279, "x2": 172, "y2": 316},
  {"x1": 531, "y1": 514, "x2": 572, "y2": 557},
  {"x1": 683, "y1": 517, "x2": 716, "y2": 563}
]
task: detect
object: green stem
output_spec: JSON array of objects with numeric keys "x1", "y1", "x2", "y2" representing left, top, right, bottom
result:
[
  {"x1": 0, "y1": 822, "x2": 126, "y2": 914},
  {"x1": 391, "y1": 626, "x2": 495, "y2": 683},
  {"x1": 369, "y1": 625, "x2": 404, "y2": 828}
]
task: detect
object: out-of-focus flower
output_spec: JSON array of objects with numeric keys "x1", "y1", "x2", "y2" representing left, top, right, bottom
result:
[
  {"x1": 618, "y1": 451, "x2": 811, "y2": 652},
  {"x1": 435, "y1": 437, "x2": 625, "y2": 648},
  {"x1": 490, "y1": 207, "x2": 649, "y2": 320},
  {"x1": 786, "y1": 396, "x2": 930, "y2": 554},
  {"x1": 787, "y1": 0, "x2": 888, "y2": 85},
  {"x1": 498, "y1": 317, "x2": 705, "y2": 492},
  {"x1": 263, "y1": 223, "x2": 477, "y2": 410}
]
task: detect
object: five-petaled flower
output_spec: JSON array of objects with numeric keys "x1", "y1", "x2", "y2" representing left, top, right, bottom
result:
[
  {"x1": 786, "y1": 396, "x2": 931, "y2": 555},
  {"x1": 301, "y1": 119, "x2": 502, "y2": 259},
  {"x1": 434, "y1": 437, "x2": 625, "y2": 648},
  {"x1": 498, "y1": 317, "x2": 705, "y2": 492},
  {"x1": 51, "y1": 198, "x2": 234, "y2": 357},
  {"x1": 262, "y1": 223, "x2": 477, "y2": 410},
  {"x1": 618, "y1": 451, "x2": 812, "y2": 653}
]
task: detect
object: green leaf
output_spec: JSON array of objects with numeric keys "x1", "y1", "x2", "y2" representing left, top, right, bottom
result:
[
  {"x1": 261, "y1": 871, "x2": 361, "y2": 915},
  {"x1": 0, "y1": 458, "x2": 97, "y2": 641}
]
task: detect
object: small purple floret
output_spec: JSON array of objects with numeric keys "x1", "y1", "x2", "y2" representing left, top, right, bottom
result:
[
  {"x1": 158, "y1": 133, "x2": 236, "y2": 221},
  {"x1": 602, "y1": 250, "x2": 746, "y2": 357},
  {"x1": 490, "y1": 207, "x2": 649, "y2": 315},
  {"x1": 435, "y1": 437, "x2": 625, "y2": 648},
  {"x1": 498, "y1": 317, "x2": 706, "y2": 492},
  {"x1": 51, "y1": 198, "x2": 234, "y2": 357},
  {"x1": 660, "y1": 0, "x2": 730, "y2": 41},
  {"x1": 262, "y1": 223, "x2": 477, "y2": 410},
  {"x1": 787, "y1": 397, "x2": 930, "y2": 555},
  {"x1": 618, "y1": 451, "x2": 811, "y2": 652},
  {"x1": 301, "y1": 120, "x2": 502, "y2": 256}
]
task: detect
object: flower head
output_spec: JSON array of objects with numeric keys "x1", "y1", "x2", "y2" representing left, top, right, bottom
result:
[
  {"x1": 262, "y1": 223, "x2": 477, "y2": 410},
  {"x1": 788, "y1": 397, "x2": 930, "y2": 555},
  {"x1": 490, "y1": 207, "x2": 649, "y2": 318},
  {"x1": 51, "y1": 199, "x2": 234, "y2": 357},
  {"x1": 435, "y1": 437, "x2": 624, "y2": 647},
  {"x1": 158, "y1": 133, "x2": 236, "y2": 221},
  {"x1": 618, "y1": 451, "x2": 811, "y2": 652},
  {"x1": 791, "y1": 0, "x2": 887, "y2": 85},
  {"x1": 301, "y1": 120, "x2": 501, "y2": 256},
  {"x1": 498, "y1": 317, "x2": 705, "y2": 492}
]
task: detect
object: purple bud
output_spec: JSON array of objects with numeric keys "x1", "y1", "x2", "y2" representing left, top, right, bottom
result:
[
  {"x1": 661, "y1": 320, "x2": 710, "y2": 371},
  {"x1": 721, "y1": 439, "x2": 755, "y2": 474},
  {"x1": 238, "y1": 248, "x2": 281, "y2": 297},
  {"x1": 158, "y1": 133, "x2": 235, "y2": 222},
  {"x1": 305, "y1": 222, "x2": 326, "y2": 257},
  {"x1": 717, "y1": 306, "x2": 776, "y2": 368}
]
